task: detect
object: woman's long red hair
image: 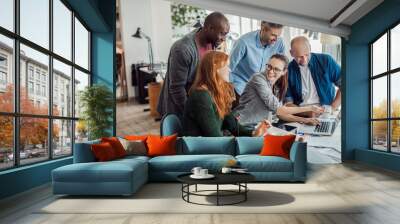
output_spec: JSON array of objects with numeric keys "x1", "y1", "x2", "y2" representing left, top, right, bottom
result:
[{"x1": 190, "y1": 51, "x2": 234, "y2": 118}]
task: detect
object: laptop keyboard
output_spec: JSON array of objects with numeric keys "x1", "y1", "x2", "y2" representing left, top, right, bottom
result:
[{"x1": 314, "y1": 121, "x2": 331, "y2": 133}]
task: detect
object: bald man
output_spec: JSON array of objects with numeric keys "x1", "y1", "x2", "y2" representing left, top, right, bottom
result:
[
  {"x1": 285, "y1": 36, "x2": 341, "y2": 118},
  {"x1": 158, "y1": 12, "x2": 230, "y2": 117}
]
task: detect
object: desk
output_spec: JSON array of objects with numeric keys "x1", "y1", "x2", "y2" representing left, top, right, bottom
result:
[{"x1": 133, "y1": 66, "x2": 157, "y2": 104}]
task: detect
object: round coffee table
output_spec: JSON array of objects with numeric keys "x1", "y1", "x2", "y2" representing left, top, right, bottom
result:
[{"x1": 177, "y1": 173, "x2": 255, "y2": 206}]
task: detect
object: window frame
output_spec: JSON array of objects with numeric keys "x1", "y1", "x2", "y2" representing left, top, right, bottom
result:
[
  {"x1": 0, "y1": 0, "x2": 92, "y2": 171},
  {"x1": 370, "y1": 20, "x2": 400, "y2": 154}
]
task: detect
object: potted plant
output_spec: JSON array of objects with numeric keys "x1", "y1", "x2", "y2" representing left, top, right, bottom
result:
[{"x1": 79, "y1": 84, "x2": 114, "y2": 140}]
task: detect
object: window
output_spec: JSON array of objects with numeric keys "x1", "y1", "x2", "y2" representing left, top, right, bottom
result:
[
  {"x1": 0, "y1": 54, "x2": 7, "y2": 67},
  {"x1": 42, "y1": 85, "x2": 46, "y2": 97},
  {"x1": 0, "y1": 70, "x2": 7, "y2": 92},
  {"x1": 53, "y1": 0, "x2": 72, "y2": 60},
  {"x1": 74, "y1": 69, "x2": 89, "y2": 118},
  {"x1": 0, "y1": 116, "x2": 13, "y2": 170},
  {"x1": 75, "y1": 18, "x2": 89, "y2": 70},
  {"x1": 0, "y1": 52, "x2": 8, "y2": 90},
  {"x1": 0, "y1": 37, "x2": 12, "y2": 98},
  {"x1": 35, "y1": 70, "x2": 41, "y2": 81},
  {"x1": 0, "y1": 0, "x2": 91, "y2": 170},
  {"x1": 36, "y1": 83, "x2": 40, "y2": 95},
  {"x1": 53, "y1": 59, "x2": 72, "y2": 117},
  {"x1": 371, "y1": 23, "x2": 400, "y2": 154},
  {"x1": 53, "y1": 120, "x2": 72, "y2": 158},
  {"x1": 20, "y1": 0, "x2": 49, "y2": 49},
  {"x1": 0, "y1": 71, "x2": 6, "y2": 85},
  {"x1": 28, "y1": 67, "x2": 34, "y2": 80},
  {"x1": 28, "y1": 81, "x2": 34, "y2": 94},
  {"x1": 41, "y1": 73, "x2": 46, "y2": 83},
  {"x1": 0, "y1": 0, "x2": 14, "y2": 31}
]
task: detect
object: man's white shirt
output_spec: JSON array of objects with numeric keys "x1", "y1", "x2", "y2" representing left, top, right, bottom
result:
[{"x1": 299, "y1": 65, "x2": 320, "y2": 106}]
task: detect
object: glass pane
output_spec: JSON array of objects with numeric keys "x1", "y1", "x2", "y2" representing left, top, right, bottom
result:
[
  {"x1": 372, "y1": 77, "x2": 387, "y2": 119},
  {"x1": 372, "y1": 121, "x2": 388, "y2": 151},
  {"x1": 20, "y1": 0, "x2": 49, "y2": 49},
  {"x1": 20, "y1": 117, "x2": 49, "y2": 165},
  {"x1": 0, "y1": 116, "x2": 14, "y2": 170},
  {"x1": 391, "y1": 72, "x2": 400, "y2": 118},
  {"x1": 240, "y1": 17, "x2": 251, "y2": 35},
  {"x1": 74, "y1": 69, "x2": 89, "y2": 118},
  {"x1": 75, "y1": 18, "x2": 89, "y2": 70},
  {"x1": 20, "y1": 44, "x2": 49, "y2": 115},
  {"x1": 251, "y1": 19, "x2": 259, "y2": 31},
  {"x1": 391, "y1": 24, "x2": 400, "y2": 70},
  {"x1": 372, "y1": 33, "x2": 387, "y2": 76},
  {"x1": 0, "y1": 0, "x2": 14, "y2": 31},
  {"x1": 53, "y1": 59, "x2": 72, "y2": 117},
  {"x1": 53, "y1": 0, "x2": 72, "y2": 60},
  {"x1": 75, "y1": 120, "x2": 88, "y2": 143},
  {"x1": 53, "y1": 119, "x2": 72, "y2": 157},
  {"x1": 391, "y1": 120, "x2": 400, "y2": 153},
  {"x1": 0, "y1": 35, "x2": 14, "y2": 112}
]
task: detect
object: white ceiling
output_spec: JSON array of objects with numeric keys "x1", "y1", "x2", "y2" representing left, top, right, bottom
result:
[
  {"x1": 224, "y1": 0, "x2": 352, "y2": 22},
  {"x1": 170, "y1": 0, "x2": 384, "y2": 38}
]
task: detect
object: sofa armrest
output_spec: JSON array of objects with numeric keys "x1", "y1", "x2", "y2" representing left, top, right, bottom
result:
[
  {"x1": 73, "y1": 140, "x2": 100, "y2": 163},
  {"x1": 289, "y1": 141, "x2": 307, "y2": 181}
]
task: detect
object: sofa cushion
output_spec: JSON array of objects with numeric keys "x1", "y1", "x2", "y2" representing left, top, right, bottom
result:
[
  {"x1": 236, "y1": 155, "x2": 293, "y2": 172},
  {"x1": 74, "y1": 140, "x2": 101, "y2": 163},
  {"x1": 179, "y1": 137, "x2": 235, "y2": 155},
  {"x1": 119, "y1": 138, "x2": 147, "y2": 156},
  {"x1": 148, "y1": 154, "x2": 235, "y2": 172},
  {"x1": 236, "y1": 137, "x2": 263, "y2": 155},
  {"x1": 91, "y1": 142, "x2": 118, "y2": 161},
  {"x1": 147, "y1": 134, "x2": 177, "y2": 157},
  {"x1": 53, "y1": 158, "x2": 147, "y2": 183},
  {"x1": 101, "y1": 137, "x2": 127, "y2": 158},
  {"x1": 260, "y1": 134, "x2": 296, "y2": 159}
]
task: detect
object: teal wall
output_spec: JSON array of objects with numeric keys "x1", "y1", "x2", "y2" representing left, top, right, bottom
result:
[
  {"x1": 91, "y1": 0, "x2": 116, "y2": 136},
  {"x1": 0, "y1": 158, "x2": 72, "y2": 199},
  {"x1": 343, "y1": 0, "x2": 400, "y2": 171},
  {"x1": 0, "y1": 0, "x2": 116, "y2": 200}
]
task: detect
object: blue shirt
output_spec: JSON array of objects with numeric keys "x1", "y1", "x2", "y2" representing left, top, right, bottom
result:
[
  {"x1": 229, "y1": 30, "x2": 285, "y2": 95},
  {"x1": 286, "y1": 53, "x2": 341, "y2": 106}
]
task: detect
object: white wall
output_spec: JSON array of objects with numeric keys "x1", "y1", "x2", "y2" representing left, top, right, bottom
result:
[
  {"x1": 120, "y1": 0, "x2": 173, "y2": 99},
  {"x1": 150, "y1": 0, "x2": 173, "y2": 62}
]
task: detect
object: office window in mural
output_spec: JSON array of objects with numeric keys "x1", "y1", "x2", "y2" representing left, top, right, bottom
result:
[
  {"x1": 0, "y1": 0, "x2": 91, "y2": 170},
  {"x1": 371, "y1": 23, "x2": 400, "y2": 153}
]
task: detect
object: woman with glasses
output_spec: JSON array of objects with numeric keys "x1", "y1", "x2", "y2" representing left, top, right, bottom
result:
[
  {"x1": 182, "y1": 51, "x2": 270, "y2": 137},
  {"x1": 234, "y1": 54, "x2": 323, "y2": 126}
]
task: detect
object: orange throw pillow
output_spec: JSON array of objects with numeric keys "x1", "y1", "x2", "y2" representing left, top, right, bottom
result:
[
  {"x1": 101, "y1": 137, "x2": 127, "y2": 158},
  {"x1": 91, "y1": 142, "x2": 117, "y2": 161},
  {"x1": 146, "y1": 134, "x2": 177, "y2": 157},
  {"x1": 259, "y1": 134, "x2": 296, "y2": 159}
]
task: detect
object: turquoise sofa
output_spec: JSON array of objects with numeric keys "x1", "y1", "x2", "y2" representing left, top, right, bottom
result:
[{"x1": 52, "y1": 137, "x2": 307, "y2": 196}]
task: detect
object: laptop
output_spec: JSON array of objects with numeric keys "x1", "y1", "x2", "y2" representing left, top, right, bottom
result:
[{"x1": 296, "y1": 111, "x2": 340, "y2": 136}]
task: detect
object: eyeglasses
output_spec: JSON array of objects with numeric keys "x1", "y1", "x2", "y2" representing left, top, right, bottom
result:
[{"x1": 266, "y1": 64, "x2": 284, "y2": 74}]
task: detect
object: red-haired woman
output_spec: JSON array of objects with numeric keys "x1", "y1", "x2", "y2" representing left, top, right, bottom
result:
[{"x1": 182, "y1": 51, "x2": 269, "y2": 137}]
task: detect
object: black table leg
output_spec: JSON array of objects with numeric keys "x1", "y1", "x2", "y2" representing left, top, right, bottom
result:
[
  {"x1": 245, "y1": 183, "x2": 247, "y2": 201},
  {"x1": 217, "y1": 184, "x2": 219, "y2": 206}
]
